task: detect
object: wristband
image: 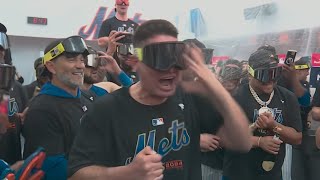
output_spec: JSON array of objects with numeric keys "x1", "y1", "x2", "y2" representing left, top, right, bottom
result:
[{"x1": 118, "y1": 71, "x2": 133, "y2": 87}]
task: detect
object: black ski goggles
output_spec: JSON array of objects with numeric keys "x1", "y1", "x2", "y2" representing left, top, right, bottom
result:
[
  {"x1": 248, "y1": 65, "x2": 282, "y2": 83},
  {"x1": 117, "y1": 43, "x2": 134, "y2": 56},
  {"x1": 134, "y1": 42, "x2": 187, "y2": 71},
  {"x1": 85, "y1": 47, "x2": 100, "y2": 68},
  {"x1": 43, "y1": 36, "x2": 89, "y2": 64},
  {"x1": 0, "y1": 32, "x2": 9, "y2": 50},
  {"x1": 0, "y1": 64, "x2": 16, "y2": 91}
]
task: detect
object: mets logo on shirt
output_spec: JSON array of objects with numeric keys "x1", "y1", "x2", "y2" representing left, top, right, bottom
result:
[{"x1": 152, "y1": 118, "x2": 164, "y2": 126}]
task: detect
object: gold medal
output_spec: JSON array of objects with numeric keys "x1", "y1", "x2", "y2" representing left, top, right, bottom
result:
[
  {"x1": 258, "y1": 107, "x2": 273, "y2": 117},
  {"x1": 262, "y1": 161, "x2": 275, "y2": 172}
]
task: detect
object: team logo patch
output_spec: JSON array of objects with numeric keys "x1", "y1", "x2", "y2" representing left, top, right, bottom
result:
[
  {"x1": 178, "y1": 103, "x2": 184, "y2": 111},
  {"x1": 164, "y1": 160, "x2": 183, "y2": 170},
  {"x1": 152, "y1": 118, "x2": 164, "y2": 126},
  {"x1": 82, "y1": 106, "x2": 88, "y2": 112}
]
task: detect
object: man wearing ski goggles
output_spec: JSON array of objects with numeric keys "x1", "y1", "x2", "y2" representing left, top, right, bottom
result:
[
  {"x1": 223, "y1": 49, "x2": 302, "y2": 180},
  {"x1": 248, "y1": 63, "x2": 282, "y2": 84},
  {"x1": 23, "y1": 36, "x2": 91, "y2": 179},
  {"x1": 134, "y1": 41, "x2": 187, "y2": 71},
  {"x1": 69, "y1": 19, "x2": 252, "y2": 180},
  {"x1": 43, "y1": 36, "x2": 89, "y2": 64},
  {"x1": 83, "y1": 46, "x2": 132, "y2": 91}
]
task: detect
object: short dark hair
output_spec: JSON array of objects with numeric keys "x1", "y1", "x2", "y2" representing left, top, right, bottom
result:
[
  {"x1": 43, "y1": 39, "x2": 63, "y2": 79},
  {"x1": 183, "y1": 38, "x2": 206, "y2": 49},
  {"x1": 133, "y1": 19, "x2": 178, "y2": 47},
  {"x1": 224, "y1": 59, "x2": 241, "y2": 67}
]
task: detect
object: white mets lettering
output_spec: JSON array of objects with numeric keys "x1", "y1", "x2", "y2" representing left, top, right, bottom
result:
[{"x1": 125, "y1": 120, "x2": 190, "y2": 165}]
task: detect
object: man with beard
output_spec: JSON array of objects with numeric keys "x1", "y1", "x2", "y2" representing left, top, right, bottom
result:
[
  {"x1": 23, "y1": 57, "x2": 50, "y2": 101},
  {"x1": 100, "y1": 30, "x2": 139, "y2": 85},
  {"x1": 23, "y1": 36, "x2": 89, "y2": 179},
  {"x1": 223, "y1": 49, "x2": 302, "y2": 180},
  {"x1": 80, "y1": 46, "x2": 132, "y2": 107},
  {"x1": 68, "y1": 19, "x2": 251, "y2": 180},
  {"x1": 218, "y1": 59, "x2": 242, "y2": 95}
]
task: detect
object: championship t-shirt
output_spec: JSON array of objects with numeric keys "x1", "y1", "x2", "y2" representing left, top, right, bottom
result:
[
  {"x1": 98, "y1": 16, "x2": 138, "y2": 39},
  {"x1": 68, "y1": 87, "x2": 223, "y2": 179},
  {"x1": 223, "y1": 84, "x2": 302, "y2": 180}
]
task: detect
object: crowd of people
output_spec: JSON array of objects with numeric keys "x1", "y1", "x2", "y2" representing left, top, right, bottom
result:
[{"x1": 1, "y1": 0, "x2": 320, "y2": 180}]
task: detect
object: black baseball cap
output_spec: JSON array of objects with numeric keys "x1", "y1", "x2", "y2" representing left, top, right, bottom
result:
[
  {"x1": 249, "y1": 49, "x2": 278, "y2": 69},
  {"x1": 257, "y1": 44, "x2": 279, "y2": 63},
  {"x1": 295, "y1": 56, "x2": 311, "y2": 70},
  {"x1": 34, "y1": 57, "x2": 43, "y2": 70}
]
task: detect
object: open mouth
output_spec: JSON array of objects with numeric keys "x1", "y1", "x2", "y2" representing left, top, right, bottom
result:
[
  {"x1": 72, "y1": 72, "x2": 83, "y2": 77},
  {"x1": 159, "y1": 76, "x2": 176, "y2": 88}
]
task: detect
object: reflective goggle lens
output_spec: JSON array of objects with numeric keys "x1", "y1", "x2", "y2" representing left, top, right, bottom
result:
[
  {"x1": 43, "y1": 36, "x2": 88, "y2": 64},
  {"x1": 134, "y1": 42, "x2": 187, "y2": 71},
  {"x1": 0, "y1": 32, "x2": 9, "y2": 50},
  {"x1": 249, "y1": 65, "x2": 282, "y2": 83},
  {"x1": 117, "y1": 44, "x2": 134, "y2": 55}
]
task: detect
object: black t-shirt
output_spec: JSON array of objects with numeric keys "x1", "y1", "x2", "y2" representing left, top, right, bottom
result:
[
  {"x1": 23, "y1": 80, "x2": 38, "y2": 101},
  {"x1": 312, "y1": 83, "x2": 320, "y2": 107},
  {"x1": 23, "y1": 94, "x2": 85, "y2": 158},
  {"x1": 98, "y1": 16, "x2": 139, "y2": 39},
  {"x1": 223, "y1": 84, "x2": 302, "y2": 180},
  {"x1": 68, "y1": 87, "x2": 223, "y2": 179},
  {"x1": 0, "y1": 81, "x2": 28, "y2": 164},
  {"x1": 199, "y1": 96, "x2": 224, "y2": 170}
]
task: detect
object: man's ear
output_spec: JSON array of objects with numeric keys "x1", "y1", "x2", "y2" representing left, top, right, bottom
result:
[{"x1": 45, "y1": 61, "x2": 56, "y2": 75}]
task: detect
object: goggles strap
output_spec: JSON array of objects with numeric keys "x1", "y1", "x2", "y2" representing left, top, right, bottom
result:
[
  {"x1": 295, "y1": 64, "x2": 310, "y2": 70},
  {"x1": 43, "y1": 43, "x2": 65, "y2": 63}
]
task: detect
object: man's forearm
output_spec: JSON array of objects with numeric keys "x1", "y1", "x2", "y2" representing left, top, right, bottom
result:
[
  {"x1": 69, "y1": 165, "x2": 133, "y2": 180},
  {"x1": 275, "y1": 123, "x2": 302, "y2": 145},
  {"x1": 206, "y1": 78, "x2": 251, "y2": 151},
  {"x1": 312, "y1": 107, "x2": 320, "y2": 121},
  {"x1": 291, "y1": 78, "x2": 306, "y2": 97}
]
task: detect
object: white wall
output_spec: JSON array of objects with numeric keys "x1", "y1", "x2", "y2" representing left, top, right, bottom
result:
[
  {"x1": 0, "y1": 0, "x2": 193, "y2": 39},
  {"x1": 3, "y1": 0, "x2": 320, "y2": 83},
  {"x1": 9, "y1": 36, "x2": 100, "y2": 85}
]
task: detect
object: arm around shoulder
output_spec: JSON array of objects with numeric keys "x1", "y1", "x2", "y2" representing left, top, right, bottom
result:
[{"x1": 312, "y1": 107, "x2": 320, "y2": 121}]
